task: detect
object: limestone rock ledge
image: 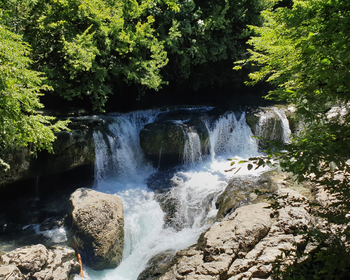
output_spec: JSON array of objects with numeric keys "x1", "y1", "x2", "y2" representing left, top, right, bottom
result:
[
  {"x1": 69, "y1": 188, "x2": 124, "y2": 270},
  {"x1": 158, "y1": 188, "x2": 311, "y2": 280},
  {"x1": 0, "y1": 244, "x2": 80, "y2": 280}
]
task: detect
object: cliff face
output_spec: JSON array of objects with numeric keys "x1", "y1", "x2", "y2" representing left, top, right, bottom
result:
[{"x1": 0, "y1": 116, "x2": 104, "y2": 201}]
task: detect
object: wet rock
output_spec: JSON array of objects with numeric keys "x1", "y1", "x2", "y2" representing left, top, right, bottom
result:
[
  {"x1": 0, "y1": 244, "x2": 80, "y2": 280},
  {"x1": 69, "y1": 188, "x2": 124, "y2": 270},
  {"x1": 137, "y1": 251, "x2": 176, "y2": 280},
  {"x1": 38, "y1": 127, "x2": 95, "y2": 177},
  {"x1": 0, "y1": 116, "x2": 102, "y2": 188},
  {"x1": 245, "y1": 106, "x2": 295, "y2": 148},
  {"x1": 139, "y1": 109, "x2": 210, "y2": 168}
]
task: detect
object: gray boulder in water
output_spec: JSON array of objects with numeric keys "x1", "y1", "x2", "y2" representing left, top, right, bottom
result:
[{"x1": 69, "y1": 188, "x2": 124, "y2": 270}]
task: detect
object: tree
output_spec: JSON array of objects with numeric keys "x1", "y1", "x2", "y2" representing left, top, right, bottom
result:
[
  {"x1": 234, "y1": 0, "x2": 350, "y2": 277},
  {"x1": 235, "y1": 0, "x2": 350, "y2": 195},
  {"x1": 0, "y1": 22, "x2": 69, "y2": 170},
  {"x1": 0, "y1": 0, "x2": 179, "y2": 112},
  {"x1": 1, "y1": 0, "x2": 269, "y2": 111},
  {"x1": 154, "y1": 0, "x2": 267, "y2": 89}
]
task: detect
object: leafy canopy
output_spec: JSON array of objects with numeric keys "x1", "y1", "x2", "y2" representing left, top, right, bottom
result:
[
  {"x1": 0, "y1": 0, "x2": 180, "y2": 112},
  {"x1": 0, "y1": 22, "x2": 69, "y2": 169},
  {"x1": 155, "y1": 0, "x2": 267, "y2": 89},
  {"x1": 1, "y1": 0, "x2": 268, "y2": 111}
]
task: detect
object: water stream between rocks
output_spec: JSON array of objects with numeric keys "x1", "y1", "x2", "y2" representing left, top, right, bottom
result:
[
  {"x1": 79, "y1": 107, "x2": 290, "y2": 280},
  {"x1": 0, "y1": 106, "x2": 292, "y2": 280}
]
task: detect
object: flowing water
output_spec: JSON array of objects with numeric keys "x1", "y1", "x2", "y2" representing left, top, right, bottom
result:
[
  {"x1": 79, "y1": 108, "x2": 273, "y2": 280},
  {"x1": 0, "y1": 106, "x2": 293, "y2": 278},
  {"x1": 0, "y1": 105, "x2": 292, "y2": 279}
]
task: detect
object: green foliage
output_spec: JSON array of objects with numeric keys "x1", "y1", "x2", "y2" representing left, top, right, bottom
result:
[
  {"x1": 234, "y1": 0, "x2": 350, "y2": 278},
  {"x1": 1, "y1": 0, "x2": 269, "y2": 110},
  {"x1": 0, "y1": 0, "x2": 179, "y2": 112},
  {"x1": 154, "y1": 0, "x2": 268, "y2": 89},
  {"x1": 236, "y1": 0, "x2": 350, "y2": 206},
  {"x1": 0, "y1": 22, "x2": 69, "y2": 170},
  {"x1": 273, "y1": 228, "x2": 350, "y2": 280}
]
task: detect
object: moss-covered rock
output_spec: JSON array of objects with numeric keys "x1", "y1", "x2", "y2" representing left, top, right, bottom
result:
[
  {"x1": 0, "y1": 116, "x2": 103, "y2": 188},
  {"x1": 137, "y1": 251, "x2": 176, "y2": 280},
  {"x1": 245, "y1": 105, "x2": 296, "y2": 148}
]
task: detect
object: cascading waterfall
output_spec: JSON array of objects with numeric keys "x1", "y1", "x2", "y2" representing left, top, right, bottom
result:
[
  {"x1": 208, "y1": 112, "x2": 259, "y2": 159},
  {"x1": 182, "y1": 126, "x2": 203, "y2": 165},
  {"x1": 93, "y1": 130, "x2": 111, "y2": 183},
  {"x1": 273, "y1": 107, "x2": 292, "y2": 143},
  {"x1": 255, "y1": 110, "x2": 279, "y2": 142},
  {"x1": 82, "y1": 108, "x2": 279, "y2": 280},
  {"x1": 93, "y1": 111, "x2": 159, "y2": 187},
  {"x1": 255, "y1": 107, "x2": 292, "y2": 144}
]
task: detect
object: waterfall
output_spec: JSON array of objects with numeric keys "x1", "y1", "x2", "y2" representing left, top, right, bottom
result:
[
  {"x1": 93, "y1": 110, "x2": 159, "y2": 186},
  {"x1": 209, "y1": 112, "x2": 258, "y2": 159},
  {"x1": 273, "y1": 107, "x2": 292, "y2": 143},
  {"x1": 93, "y1": 130, "x2": 111, "y2": 183},
  {"x1": 182, "y1": 126, "x2": 203, "y2": 165},
  {"x1": 255, "y1": 107, "x2": 291, "y2": 144},
  {"x1": 85, "y1": 108, "x2": 265, "y2": 280}
]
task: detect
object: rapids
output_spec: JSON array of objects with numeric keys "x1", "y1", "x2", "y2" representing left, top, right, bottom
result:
[{"x1": 79, "y1": 108, "x2": 279, "y2": 280}]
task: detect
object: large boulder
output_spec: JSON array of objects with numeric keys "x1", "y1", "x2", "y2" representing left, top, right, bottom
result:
[
  {"x1": 69, "y1": 188, "x2": 124, "y2": 270},
  {"x1": 139, "y1": 109, "x2": 210, "y2": 168},
  {"x1": 215, "y1": 171, "x2": 279, "y2": 219},
  {"x1": 0, "y1": 244, "x2": 80, "y2": 280}
]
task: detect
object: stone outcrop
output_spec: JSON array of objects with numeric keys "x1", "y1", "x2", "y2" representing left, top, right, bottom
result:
[
  {"x1": 139, "y1": 109, "x2": 210, "y2": 168},
  {"x1": 0, "y1": 116, "x2": 102, "y2": 188},
  {"x1": 0, "y1": 244, "x2": 80, "y2": 280},
  {"x1": 157, "y1": 187, "x2": 311, "y2": 280},
  {"x1": 138, "y1": 251, "x2": 177, "y2": 280},
  {"x1": 215, "y1": 171, "x2": 279, "y2": 219},
  {"x1": 69, "y1": 188, "x2": 124, "y2": 270}
]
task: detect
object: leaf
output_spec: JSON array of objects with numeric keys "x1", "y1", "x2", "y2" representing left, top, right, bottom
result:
[
  {"x1": 234, "y1": 167, "x2": 241, "y2": 174},
  {"x1": 247, "y1": 163, "x2": 253, "y2": 170}
]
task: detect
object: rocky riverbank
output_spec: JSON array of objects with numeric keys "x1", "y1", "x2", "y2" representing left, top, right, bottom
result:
[
  {"x1": 0, "y1": 244, "x2": 80, "y2": 280},
  {"x1": 137, "y1": 173, "x2": 313, "y2": 280}
]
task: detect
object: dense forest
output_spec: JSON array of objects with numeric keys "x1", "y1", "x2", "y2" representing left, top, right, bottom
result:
[
  {"x1": 1, "y1": 0, "x2": 350, "y2": 278},
  {"x1": 0, "y1": 0, "x2": 268, "y2": 170}
]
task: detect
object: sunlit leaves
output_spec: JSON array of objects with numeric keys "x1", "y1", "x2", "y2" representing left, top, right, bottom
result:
[
  {"x1": 0, "y1": 23, "x2": 69, "y2": 168},
  {"x1": 0, "y1": 0, "x2": 180, "y2": 112},
  {"x1": 235, "y1": 0, "x2": 350, "y2": 175}
]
